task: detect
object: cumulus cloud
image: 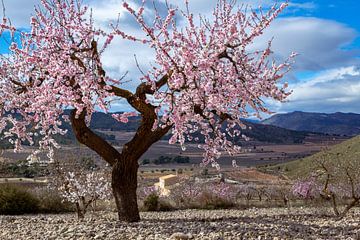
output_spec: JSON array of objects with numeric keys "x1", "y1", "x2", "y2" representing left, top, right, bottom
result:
[
  {"x1": 267, "y1": 66, "x2": 360, "y2": 114},
  {"x1": 1, "y1": 0, "x2": 359, "y2": 114},
  {"x1": 1, "y1": 0, "x2": 39, "y2": 27},
  {"x1": 252, "y1": 17, "x2": 358, "y2": 71}
]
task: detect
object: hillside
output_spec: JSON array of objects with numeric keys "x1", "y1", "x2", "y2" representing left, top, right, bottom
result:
[
  {"x1": 0, "y1": 111, "x2": 323, "y2": 148},
  {"x1": 262, "y1": 135, "x2": 360, "y2": 179},
  {"x1": 81, "y1": 111, "x2": 311, "y2": 144},
  {"x1": 262, "y1": 111, "x2": 360, "y2": 136}
]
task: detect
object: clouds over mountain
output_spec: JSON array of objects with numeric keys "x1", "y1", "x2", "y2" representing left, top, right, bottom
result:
[{"x1": 269, "y1": 66, "x2": 360, "y2": 114}]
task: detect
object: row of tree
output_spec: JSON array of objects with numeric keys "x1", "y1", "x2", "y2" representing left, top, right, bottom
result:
[{"x1": 141, "y1": 155, "x2": 190, "y2": 165}]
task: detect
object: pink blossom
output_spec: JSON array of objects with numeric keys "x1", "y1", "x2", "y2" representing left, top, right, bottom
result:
[{"x1": 0, "y1": 0, "x2": 293, "y2": 169}]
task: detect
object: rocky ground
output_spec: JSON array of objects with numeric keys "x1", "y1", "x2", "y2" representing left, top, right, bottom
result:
[{"x1": 0, "y1": 207, "x2": 359, "y2": 240}]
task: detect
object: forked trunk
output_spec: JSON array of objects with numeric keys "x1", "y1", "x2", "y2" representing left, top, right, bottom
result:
[
  {"x1": 70, "y1": 105, "x2": 170, "y2": 223},
  {"x1": 111, "y1": 158, "x2": 140, "y2": 222}
]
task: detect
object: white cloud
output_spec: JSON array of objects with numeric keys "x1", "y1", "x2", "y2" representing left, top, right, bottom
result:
[
  {"x1": 1, "y1": 0, "x2": 39, "y2": 27},
  {"x1": 267, "y1": 66, "x2": 360, "y2": 114},
  {"x1": 288, "y1": 2, "x2": 317, "y2": 10},
  {"x1": 159, "y1": 0, "x2": 317, "y2": 17},
  {"x1": 1, "y1": 0, "x2": 360, "y2": 114},
  {"x1": 252, "y1": 17, "x2": 358, "y2": 71}
]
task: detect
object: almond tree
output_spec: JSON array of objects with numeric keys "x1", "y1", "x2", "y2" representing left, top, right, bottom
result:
[
  {"x1": 293, "y1": 148, "x2": 360, "y2": 219},
  {"x1": 54, "y1": 170, "x2": 112, "y2": 219},
  {"x1": 0, "y1": 0, "x2": 294, "y2": 222},
  {"x1": 313, "y1": 149, "x2": 359, "y2": 219},
  {"x1": 50, "y1": 159, "x2": 112, "y2": 219}
]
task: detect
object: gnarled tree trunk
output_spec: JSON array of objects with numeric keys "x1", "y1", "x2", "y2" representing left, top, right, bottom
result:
[
  {"x1": 70, "y1": 98, "x2": 171, "y2": 222},
  {"x1": 112, "y1": 156, "x2": 140, "y2": 222}
]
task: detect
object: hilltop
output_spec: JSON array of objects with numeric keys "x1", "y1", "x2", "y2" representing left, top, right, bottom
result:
[
  {"x1": 7, "y1": 110, "x2": 356, "y2": 149},
  {"x1": 55, "y1": 110, "x2": 314, "y2": 145},
  {"x1": 262, "y1": 111, "x2": 360, "y2": 136}
]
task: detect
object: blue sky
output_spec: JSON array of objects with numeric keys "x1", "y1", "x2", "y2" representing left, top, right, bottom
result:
[
  {"x1": 283, "y1": 0, "x2": 360, "y2": 48},
  {"x1": 1, "y1": 0, "x2": 359, "y2": 116}
]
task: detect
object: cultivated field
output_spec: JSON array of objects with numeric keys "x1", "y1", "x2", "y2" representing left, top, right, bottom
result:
[
  {"x1": 0, "y1": 132, "x2": 348, "y2": 170},
  {"x1": 1, "y1": 208, "x2": 359, "y2": 239}
]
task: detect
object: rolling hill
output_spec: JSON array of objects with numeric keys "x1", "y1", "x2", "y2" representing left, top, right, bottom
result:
[
  {"x1": 262, "y1": 135, "x2": 360, "y2": 179},
  {"x1": 86, "y1": 112, "x2": 312, "y2": 144},
  {"x1": 262, "y1": 111, "x2": 360, "y2": 136},
  {"x1": 0, "y1": 110, "x2": 330, "y2": 148}
]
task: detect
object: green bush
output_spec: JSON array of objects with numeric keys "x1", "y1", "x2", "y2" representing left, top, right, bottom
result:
[
  {"x1": 0, "y1": 185, "x2": 40, "y2": 215},
  {"x1": 143, "y1": 193, "x2": 159, "y2": 211}
]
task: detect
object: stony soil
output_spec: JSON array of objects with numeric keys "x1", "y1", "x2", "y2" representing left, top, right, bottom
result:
[{"x1": 0, "y1": 207, "x2": 359, "y2": 240}]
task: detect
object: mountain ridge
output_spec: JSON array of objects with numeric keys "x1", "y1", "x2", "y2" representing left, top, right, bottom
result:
[
  {"x1": 262, "y1": 111, "x2": 360, "y2": 136},
  {"x1": 62, "y1": 110, "x2": 311, "y2": 145}
]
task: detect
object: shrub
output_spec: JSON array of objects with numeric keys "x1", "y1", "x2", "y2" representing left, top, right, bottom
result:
[
  {"x1": 141, "y1": 159, "x2": 150, "y2": 165},
  {"x1": 143, "y1": 193, "x2": 159, "y2": 211},
  {"x1": 198, "y1": 184, "x2": 236, "y2": 209},
  {"x1": 158, "y1": 199, "x2": 174, "y2": 211},
  {"x1": 198, "y1": 192, "x2": 234, "y2": 210},
  {"x1": 173, "y1": 156, "x2": 190, "y2": 164},
  {"x1": 0, "y1": 185, "x2": 40, "y2": 215},
  {"x1": 34, "y1": 188, "x2": 74, "y2": 213}
]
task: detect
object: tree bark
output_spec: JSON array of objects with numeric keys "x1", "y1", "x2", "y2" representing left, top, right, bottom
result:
[
  {"x1": 338, "y1": 197, "x2": 360, "y2": 220},
  {"x1": 67, "y1": 46, "x2": 173, "y2": 222},
  {"x1": 75, "y1": 200, "x2": 86, "y2": 220},
  {"x1": 70, "y1": 108, "x2": 171, "y2": 222},
  {"x1": 112, "y1": 157, "x2": 140, "y2": 222}
]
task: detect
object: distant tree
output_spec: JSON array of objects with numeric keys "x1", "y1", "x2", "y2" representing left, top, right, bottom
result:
[
  {"x1": 141, "y1": 159, "x2": 151, "y2": 165},
  {"x1": 174, "y1": 156, "x2": 190, "y2": 164},
  {"x1": 0, "y1": 0, "x2": 293, "y2": 222},
  {"x1": 294, "y1": 148, "x2": 360, "y2": 219},
  {"x1": 51, "y1": 167, "x2": 112, "y2": 219}
]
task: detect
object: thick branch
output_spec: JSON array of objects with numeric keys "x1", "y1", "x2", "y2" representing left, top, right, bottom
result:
[
  {"x1": 70, "y1": 109, "x2": 120, "y2": 166},
  {"x1": 135, "y1": 72, "x2": 172, "y2": 98},
  {"x1": 110, "y1": 85, "x2": 134, "y2": 99},
  {"x1": 194, "y1": 104, "x2": 232, "y2": 123}
]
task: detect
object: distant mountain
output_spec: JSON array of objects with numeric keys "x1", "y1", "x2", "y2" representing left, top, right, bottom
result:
[
  {"x1": 240, "y1": 121, "x2": 309, "y2": 144},
  {"x1": 262, "y1": 111, "x2": 360, "y2": 136},
  {"x1": 0, "y1": 111, "x2": 323, "y2": 148},
  {"x1": 86, "y1": 112, "x2": 311, "y2": 144}
]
